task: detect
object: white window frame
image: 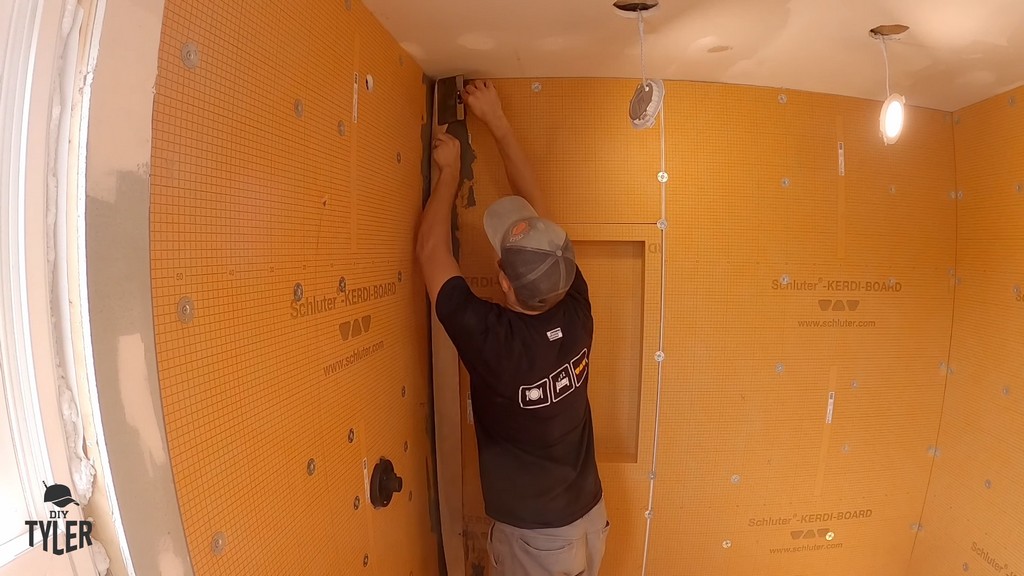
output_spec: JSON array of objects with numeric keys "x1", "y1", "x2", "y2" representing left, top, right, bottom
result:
[{"x1": 1, "y1": 0, "x2": 126, "y2": 573}]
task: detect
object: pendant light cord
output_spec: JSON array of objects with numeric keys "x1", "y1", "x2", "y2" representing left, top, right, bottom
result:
[
  {"x1": 880, "y1": 36, "x2": 891, "y2": 96},
  {"x1": 638, "y1": 9, "x2": 648, "y2": 88}
]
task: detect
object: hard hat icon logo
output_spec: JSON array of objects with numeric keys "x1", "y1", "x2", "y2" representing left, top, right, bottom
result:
[{"x1": 43, "y1": 482, "x2": 80, "y2": 508}]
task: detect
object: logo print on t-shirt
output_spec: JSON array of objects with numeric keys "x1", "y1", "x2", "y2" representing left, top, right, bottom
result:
[
  {"x1": 550, "y1": 364, "x2": 576, "y2": 402},
  {"x1": 571, "y1": 349, "x2": 589, "y2": 386},
  {"x1": 546, "y1": 327, "x2": 563, "y2": 341},
  {"x1": 520, "y1": 379, "x2": 552, "y2": 409}
]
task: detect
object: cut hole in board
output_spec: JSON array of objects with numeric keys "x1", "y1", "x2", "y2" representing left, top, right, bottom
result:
[{"x1": 365, "y1": 74, "x2": 375, "y2": 92}]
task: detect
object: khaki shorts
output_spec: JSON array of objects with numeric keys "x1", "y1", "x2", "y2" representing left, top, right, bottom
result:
[{"x1": 488, "y1": 499, "x2": 610, "y2": 576}]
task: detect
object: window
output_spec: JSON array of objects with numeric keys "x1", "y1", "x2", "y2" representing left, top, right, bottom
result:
[
  {"x1": 1, "y1": 0, "x2": 111, "y2": 573},
  {"x1": 0, "y1": 362, "x2": 32, "y2": 551}
]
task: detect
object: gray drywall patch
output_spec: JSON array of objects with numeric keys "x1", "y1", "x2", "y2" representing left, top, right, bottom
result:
[
  {"x1": 84, "y1": 0, "x2": 193, "y2": 570},
  {"x1": 86, "y1": 179, "x2": 191, "y2": 574}
]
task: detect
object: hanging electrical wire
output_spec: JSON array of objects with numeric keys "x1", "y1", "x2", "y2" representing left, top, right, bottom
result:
[
  {"x1": 627, "y1": 6, "x2": 664, "y2": 130},
  {"x1": 872, "y1": 29, "x2": 907, "y2": 145},
  {"x1": 638, "y1": 9, "x2": 647, "y2": 86},
  {"x1": 880, "y1": 36, "x2": 891, "y2": 97},
  {"x1": 615, "y1": 4, "x2": 668, "y2": 574},
  {"x1": 640, "y1": 97, "x2": 669, "y2": 576}
]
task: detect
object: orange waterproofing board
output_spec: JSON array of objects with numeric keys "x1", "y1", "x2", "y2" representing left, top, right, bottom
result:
[
  {"x1": 908, "y1": 88, "x2": 1024, "y2": 576},
  {"x1": 454, "y1": 79, "x2": 960, "y2": 575},
  {"x1": 149, "y1": 0, "x2": 439, "y2": 574}
]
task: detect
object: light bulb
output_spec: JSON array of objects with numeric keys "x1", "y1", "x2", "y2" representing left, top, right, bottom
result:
[{"x1": 880, "y1": 93, "x2": 906, "y2": 144}]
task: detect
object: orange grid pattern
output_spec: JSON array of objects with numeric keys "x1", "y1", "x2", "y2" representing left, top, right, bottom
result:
[
  {"x1": 457, "y1": 79, "x2": 958, "y2": 575},
  {"x1": 908, "y1": 87, "x2": 1024, "y2": 576},
  {"x1": 150, "y1": 1, "x2": 436, "y2": 574}
]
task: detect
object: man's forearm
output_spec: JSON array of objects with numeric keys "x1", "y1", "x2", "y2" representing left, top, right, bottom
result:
[
  {"x1": 418, "y1": 168, "x2": 460, "y2": 255},
  {"x1": 489, "y1": 116, "x2": 546, "y2": 215}
]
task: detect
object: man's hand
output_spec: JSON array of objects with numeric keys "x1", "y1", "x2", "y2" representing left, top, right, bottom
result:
[
  {"x1": 463, "y1": 80, "x2": 506, "y2": 131},
  {"x1": 463, "y1": 79, "x2": 545, "y2": 217},
  {"x1": 432, "y1": 132, "x2": 461, "y2": 175}
]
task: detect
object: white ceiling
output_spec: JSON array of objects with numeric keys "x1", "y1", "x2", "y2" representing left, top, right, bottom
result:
[{"x1": 363, "y1": 0, "x2": 1024, "y2": 111}]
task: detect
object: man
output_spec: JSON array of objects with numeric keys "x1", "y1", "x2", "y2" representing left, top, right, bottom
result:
[{"x1": 416, "y1": 79, "x2": 608, "y2": 576}]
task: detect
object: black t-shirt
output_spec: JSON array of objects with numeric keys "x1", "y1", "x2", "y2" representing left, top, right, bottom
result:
[{"x1": 435, "y1": 266, "x2": 603, "y2": 529}]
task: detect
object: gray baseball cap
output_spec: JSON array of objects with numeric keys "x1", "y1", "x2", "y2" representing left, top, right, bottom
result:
[{"x1": 483, "y1": 196, "x2": 576, "y2": 311}]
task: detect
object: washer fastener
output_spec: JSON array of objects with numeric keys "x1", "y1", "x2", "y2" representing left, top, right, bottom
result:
[
  {"x1": 307, "y1": 458, "x2": 316, "y2": 476},
  {"x1": 293, "y1": 282, "x2": 304, "y2": 302},
  {"x1": 178, "y1": 296, "x2": 195, "y2": 324},
  {"x1": 181, "y1": 42, "x2": 200, "y2": 69},
  {"x1": 211, "y1": 532, "x2": 227, "y2": 556}
]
